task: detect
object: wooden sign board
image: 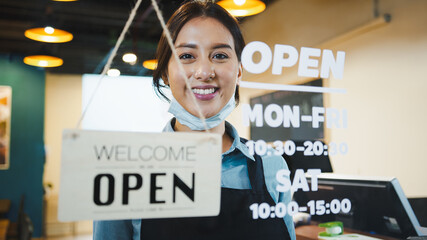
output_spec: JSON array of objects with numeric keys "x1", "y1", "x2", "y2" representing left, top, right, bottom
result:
[{"x1": 58, "y1": 129, "x2": 221, "y2": 221}]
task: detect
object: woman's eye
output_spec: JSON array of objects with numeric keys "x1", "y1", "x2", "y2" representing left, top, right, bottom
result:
[
  {"x1": 213, "y1": 53, "x2": 228, "y2": 60},
  {"x1": 179, "y1": 54, "x2": 194, "y2": 60}
]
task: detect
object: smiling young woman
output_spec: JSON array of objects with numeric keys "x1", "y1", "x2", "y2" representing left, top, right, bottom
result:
[
  {"x1": 93, "y1": 1, "x2": 295, "y2": 240},
  {"x1": 166, "y1": 16, "x2": 242, "y2": 152}
]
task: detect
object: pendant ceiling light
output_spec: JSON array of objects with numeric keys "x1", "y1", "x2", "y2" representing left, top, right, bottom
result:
[
  {"x1": 23, "y1": 55, "x2": 63, "y2": 68},
  {"x1": 107, "y1": 68, "x2": 121, "y2": 77},
  {"x1": 25, "y1": 26, "x2": 73, "y2": 43},
  {"x1": 217, "y1": 0, "x2": 266, "y2": 17},
  {"x1": 143, "y1": 59, "x2": 158, "y2": 70},
  {"x1": 122, "y1": 53, "x2": 138, "y2": 64}
]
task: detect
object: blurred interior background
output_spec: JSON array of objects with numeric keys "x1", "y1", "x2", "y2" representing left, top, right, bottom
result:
[{"x1": 0, "y1": 0, "x2": 426, "y2": 239}]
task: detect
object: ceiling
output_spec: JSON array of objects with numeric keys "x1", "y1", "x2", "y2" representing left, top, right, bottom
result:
[{"x1": 0, "y1": 0, "x2": 274, "y2": 76}]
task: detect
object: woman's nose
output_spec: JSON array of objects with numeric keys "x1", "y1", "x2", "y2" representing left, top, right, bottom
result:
[{"x1": 193, "y1": 59, "x2": 214, "y2": 81}]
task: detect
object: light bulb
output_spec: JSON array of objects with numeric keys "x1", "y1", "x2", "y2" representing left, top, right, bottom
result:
[
  {"x1": 39, "y1": 60, "x2": 48, "y2": 67},
  {"x1": 107, "y1": 68, "x2": 120, "y2": 77},
  {"x1": 122, "y1": 53, "x2": 137, "y2": 63},
  {"x1": 44, "y1": 26, "x2": 55, "y2": 34},
  {"x1": 233, "y1": 0, "x2": 246, "y2": 6}
]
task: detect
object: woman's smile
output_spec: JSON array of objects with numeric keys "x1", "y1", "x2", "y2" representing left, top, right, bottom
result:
[{"x1": 191, "y1": 85, "x2": 219, "y2": 100}]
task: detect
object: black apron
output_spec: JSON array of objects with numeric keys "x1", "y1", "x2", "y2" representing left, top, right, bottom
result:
[{"x1": 140, "y1": 140, "x2": 291, "y2": 240}]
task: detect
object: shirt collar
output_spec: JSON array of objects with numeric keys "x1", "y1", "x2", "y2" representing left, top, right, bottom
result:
[
  {"x1": 162, "y1": 118, "x2": 176, "y2": 133},
  {"x1": 163, "y1": 118, "x2": 255, "y2": 161}
]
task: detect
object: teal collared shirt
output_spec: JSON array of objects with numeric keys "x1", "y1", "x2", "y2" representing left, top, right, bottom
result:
[{"x1": 93, "y1": 120, "x2": 296, "y2": 240}]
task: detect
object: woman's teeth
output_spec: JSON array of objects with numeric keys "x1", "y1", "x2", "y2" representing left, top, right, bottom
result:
[{"x1": 192, "y1": 88, "x2": 215, "y2": 95}]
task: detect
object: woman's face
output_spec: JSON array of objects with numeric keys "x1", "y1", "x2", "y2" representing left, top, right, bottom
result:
[{"x1": 166, "y1": 17, "x2": 242, "y2": 118}]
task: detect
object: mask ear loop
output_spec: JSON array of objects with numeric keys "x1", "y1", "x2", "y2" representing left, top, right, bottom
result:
[{"x1": 151, "y1": 0, "x2": 210, "y2": 133}]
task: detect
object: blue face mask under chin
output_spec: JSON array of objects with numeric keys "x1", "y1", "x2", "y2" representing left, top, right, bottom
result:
[{"x1": 168, "y1": 95, "x2": 236, "y2": 131}]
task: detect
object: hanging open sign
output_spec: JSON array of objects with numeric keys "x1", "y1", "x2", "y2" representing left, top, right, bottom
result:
[{"x1": 58, "y1": 129, "x2": 221, "y2": 222}]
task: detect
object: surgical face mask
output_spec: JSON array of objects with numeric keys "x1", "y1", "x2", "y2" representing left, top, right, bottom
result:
[{"x1": 168, "y1": 95, "x2": 236, "y2": 130}]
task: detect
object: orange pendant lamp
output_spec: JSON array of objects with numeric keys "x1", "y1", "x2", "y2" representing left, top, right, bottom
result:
[
  {"x1": 25, "y1": 26, "x2": 73, "y2": 43},
  {"x1": 143, "y1": 59, "x2": 158, "y2": 70},
  {"x1": 23, "y1": 55, "x2": 63, "y2": 68},
  {"x1": 217, "y1": 0, "x2": 266, "y2": 17}
]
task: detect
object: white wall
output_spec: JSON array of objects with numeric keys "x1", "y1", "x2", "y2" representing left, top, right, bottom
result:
[
  {"x1": 328, "y1": 0, "x2": 427, "y2": 197},
  {"x1": 81, "y1": 74, "x2": 172, "y2": 132},
  {"x1": 44, "y1": 73, "x2": 91, "y2": 236},
  {"x1": 44, "y1": 73, "x2": 82, "y2": 196}
]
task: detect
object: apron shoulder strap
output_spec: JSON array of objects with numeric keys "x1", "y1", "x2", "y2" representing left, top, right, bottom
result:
[{"x1": 240, "y1": 137, "x2": 267, "y2": 194}]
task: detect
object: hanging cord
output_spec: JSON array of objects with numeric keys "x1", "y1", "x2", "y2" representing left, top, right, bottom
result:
[
  {"x1": 75, "y1": 0, "x2": 144, "y2": 128},
  {"x1": 150, "y1": 0, "x2": 210, "y2": 133},
  {"x1": 76, "y1": 0, "x2": 210, "y2": 132}
]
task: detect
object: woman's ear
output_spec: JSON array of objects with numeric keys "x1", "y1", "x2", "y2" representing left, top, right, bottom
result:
[
  {"x1": 162, "y1": 74, "x2": 169, "y2": 86},
  {"x1": 236, "y1": 62, "x2": 243, "y2": 86}
]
